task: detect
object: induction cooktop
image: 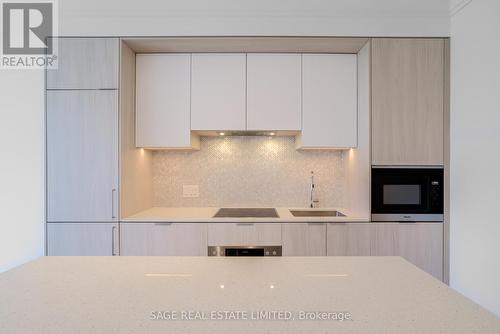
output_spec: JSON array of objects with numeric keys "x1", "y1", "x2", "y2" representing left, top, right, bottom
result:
[{"x1": 213, "y1": 208, "x2": 279, "y2": 218}]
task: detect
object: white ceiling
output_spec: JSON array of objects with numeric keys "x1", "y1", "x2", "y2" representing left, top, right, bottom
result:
[{"x1": 58, "y1": 0, "x2": 451, "y2": 37}]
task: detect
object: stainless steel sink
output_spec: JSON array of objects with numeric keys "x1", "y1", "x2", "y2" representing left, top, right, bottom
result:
[{"x1": 289, "y1": 210, "x2": 346, "y2": 217}]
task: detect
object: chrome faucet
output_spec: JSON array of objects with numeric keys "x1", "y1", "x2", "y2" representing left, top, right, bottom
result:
[{"x1": 310, "y1": 171, "x2": 319, "y2": 208}]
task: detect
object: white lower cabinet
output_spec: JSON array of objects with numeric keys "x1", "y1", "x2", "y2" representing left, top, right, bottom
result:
[
  {"x1": 207, "y1": 223, "x2": 281, "y2": 246},
  {"x1": 282, "y1": 223, "x2": 326, "y2": 256},
  {"x1": 326, "y1": 222, "x2": 443, "y2": 280},
  {"x1": 47, "y1": 223, "x2": 119, "y2": 256},
  {"x1": 120, "y1": 223, "x2": 207, "y2": 256}
]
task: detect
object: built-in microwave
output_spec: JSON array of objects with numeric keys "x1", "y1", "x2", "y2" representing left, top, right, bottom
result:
[{"x1": 371, "y1": 167, "x2": 443, "y2": 222}]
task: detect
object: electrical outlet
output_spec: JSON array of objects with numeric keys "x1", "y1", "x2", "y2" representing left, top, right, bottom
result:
[{"x1": 183, "y1": 185, "x2": 199, "y2": 198}]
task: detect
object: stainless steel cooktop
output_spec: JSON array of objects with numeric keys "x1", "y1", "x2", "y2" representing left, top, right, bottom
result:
[{"x1": 213, "y1": 208, "x2": 279, "y2": 218}]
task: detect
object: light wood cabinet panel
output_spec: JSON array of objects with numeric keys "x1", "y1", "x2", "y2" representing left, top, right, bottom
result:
[
  {"x1": 372, "y1": 38, "x2": 445, "y2": 165},
  {"x1": 282, "y1": 223, "x2": 326, "y2": 256},
  {"x1": 136, "y1": 54, "x2": 198, "y2": 149},
  {"x1": 371, "y1": 223, "x2": 399, "y2": 256},
  {"x1": 207, "y1": 223, "x2": 281, "y2": 246},
  {"x1": 120, "y1": 223, "x2": 207, "y2": 256},
  {"x1": 47, "y1": 223, "x2": 118, "y2": 256},
  {"x1": 246, "y1": 54, "x2": 302, "y2": 131},
  {"x1": 47, "y1": 90, "x2": 118, "y2": 222},
  {"x1": 191, "y1": 54, "x2": 246, "y2": 131},
  {"x1": 398, "y1": 223, "x2": 443, "y2": 280},
  {"x1": 47, "y1": 38, "x2": 119, "y2": 89},
  {"x1": 299, "y1": 54, "x2": 357, "y2": 149},
  {"x1": 327, "y1": 223, "x2": 372, "y2": 256}
]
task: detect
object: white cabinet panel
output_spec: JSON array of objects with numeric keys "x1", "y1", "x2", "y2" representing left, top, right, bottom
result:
[
  {"x1": 120, "y1": 223, "x2": 207, "y2": 256},
  {"x1": 282, "y1": 223, "x2": 326, "y2": 256},
  {"x1": 47, "y1": 223, "x2": 118, "y2": 256},
  {"x1": 246, "y1": 54, "x2": 302, "y2": 131},
  {"x1": 299, "y1": 54, "x2": 357, "y2": 149},
  {"x1": 136, "y1": 54, "x2": 198, "y2": 149},
  {"x1": 47, "y1": 90, "x2": 118, "y2": 222},
  {"x1": 47, "y1": 38, "x2": 119, "y2": 89},
  {"x1": 207, "y1": 223, "x2": 281, "y2": 246},
  {"x1": 191, "y1": 54, "x2": 246, "y2": 131}
]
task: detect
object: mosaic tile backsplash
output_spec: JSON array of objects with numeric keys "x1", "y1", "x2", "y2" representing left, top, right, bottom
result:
[{"x1": 153, "y1": 136, "x2": 345, "y2": 208}]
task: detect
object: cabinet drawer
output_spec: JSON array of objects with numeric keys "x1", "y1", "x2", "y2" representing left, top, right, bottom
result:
[
  {"x1": 207, "y1": 223, "x2": 281, "y2": 246},
  {"x1": 120, "y1": 223, "x2": 207, "y2": 256}
]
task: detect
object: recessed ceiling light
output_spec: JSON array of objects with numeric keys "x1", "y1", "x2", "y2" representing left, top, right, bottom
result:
[
  {"x1": 219, "y1": 284, "x2": 225, "y2": 289},
  {"x1": 270, "y1": 284, "x2": 275, "y2": 289},
  {"x1": 269, "y1": 132, "x2": 276, "y2": 136},
  {"x1": 218, "y1": 132, "x2": 225, "y2": 136}
]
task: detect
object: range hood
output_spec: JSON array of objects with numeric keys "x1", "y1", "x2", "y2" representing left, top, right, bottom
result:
[{"x1": 193, "y1": 130, "x2": 300, "y2": 137}]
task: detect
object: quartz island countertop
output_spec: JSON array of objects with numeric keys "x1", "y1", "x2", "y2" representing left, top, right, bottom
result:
[
  {"x1": 122, "y1": 207, "x2": 370, "y2": 223},
  {"x1": 1, "y1": 256, "x2": 498, "y2": 333}
]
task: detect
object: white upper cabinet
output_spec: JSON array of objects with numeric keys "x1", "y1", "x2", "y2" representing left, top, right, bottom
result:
[
  {"x1": 47, "y1": 38, "x2": 119, "y2": 90},
  {"x1": 191, "y1": 54, "x2": 246, "y2": 131},
  {"x1": 299, "y1": 54, "x2": 358, "y2": 149},
  {"x1": 136, "y1": 54, "x2": 199, "y2": 149},
  {"x1": 246, "y1": 54, "x2": 302, "y2": 131}
]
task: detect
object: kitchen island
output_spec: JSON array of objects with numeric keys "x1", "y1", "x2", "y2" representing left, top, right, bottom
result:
[{"x1": 1, "y1": 256, "x2": 498, "y2": 333}]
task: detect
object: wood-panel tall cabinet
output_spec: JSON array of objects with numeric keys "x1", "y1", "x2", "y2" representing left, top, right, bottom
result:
[
  {"x1": 46, "y1": 38, "x2": 120, "y2": 256},
  {"x1": 371, "y1": 38, "x2": 445, "y2": 166}
]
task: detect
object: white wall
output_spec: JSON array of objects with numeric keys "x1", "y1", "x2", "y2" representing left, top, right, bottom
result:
[
  {"x1": 0, "y1": 70, "x2": 45, "y2": 272},
  {"x1": 450, "y1": 0, "x2": 500, "y2": 316},
  {"x1": 0, "y1": 1, "x2": 450, "y2": 271}
]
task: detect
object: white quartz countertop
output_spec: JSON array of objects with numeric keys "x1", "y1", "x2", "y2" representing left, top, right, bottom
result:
[
  {"x1": 122, "y1": 207, "x2": 370, "y2": 223},
  {"x1": 1, "y1": 257, "x2": 498, "y2": 333}
]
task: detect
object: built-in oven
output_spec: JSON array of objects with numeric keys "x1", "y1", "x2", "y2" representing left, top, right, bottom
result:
[
  {"x1": 208, "y1": 246, "x2": 282, "y2": 256},
  {"x1": 371, "y1": 167, "x2": 443, "y2": 222}
]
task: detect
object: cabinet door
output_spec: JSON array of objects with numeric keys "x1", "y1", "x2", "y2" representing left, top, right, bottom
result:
[
  {"x1": 191, "y1": 54, "x2": 246, "y2": 131},
  {"x1": 47, "y1": 90, "x2": 118, "y2": 222},
  {"x1": 372, "y1": 38, "x2": 444, "y2": 165},
  {"x1": 47, "y1": 223, "x2": 118, "y2": 256},
  {"x1": 299, "y1": 54, "x2": 357, "y2": 148},
  {"x1": 398, "y1": 223, "x2": 443, "y2": 280},
  {"x1": 282, "y1": 223, "x2": 326, "y2": 256},
  {"x1": 136, "y1": 54, "x2": 197, "y2": 149},
  {"x1": 120, "y1": 223, "x2": 207, "y2": 256},
  {"x1": 371, "y1": 223, "x2": 399, "y2": 256},
  {"x1": 327, "y1": 223, "x2": 372, "y2": 256},
  {"x1": 247, "y1": 54, "x2": 302, "y2": 131},
  {"x1": 207, "y1": 223, "x2": 281, "y2": 246},
  {"x1": 47, "y1": 38, "x2": 119, "y2": 89}
]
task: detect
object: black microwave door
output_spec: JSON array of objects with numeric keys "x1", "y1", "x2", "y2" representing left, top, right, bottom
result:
[
  {"x1": 372, "y1": 169, "x2": 433, "y2": 214},
  {"x1": 375, "y1": 182, "x2": 430, "y2": 213}
]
